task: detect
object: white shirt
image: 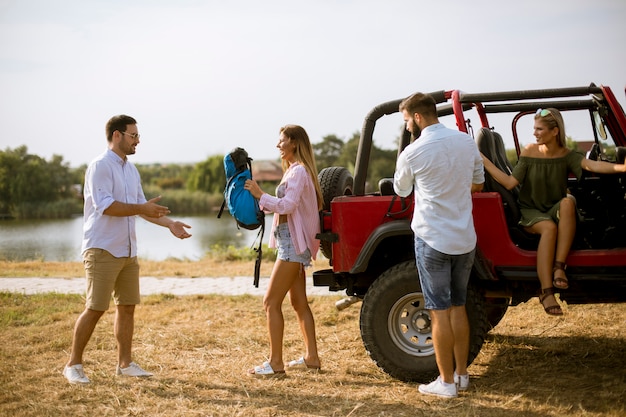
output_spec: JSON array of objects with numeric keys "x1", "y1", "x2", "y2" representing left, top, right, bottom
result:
[
  {"x1": 81, "y1": 149, "x2": 147, "y2": 257},
  {"x1": 393, "y1": 123, "x2": 484, "y2": 254}
]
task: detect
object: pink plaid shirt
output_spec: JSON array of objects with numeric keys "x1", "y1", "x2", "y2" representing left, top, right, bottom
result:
[{"x1": 259, "y1": 162, "x2": 320, "y2": 259}]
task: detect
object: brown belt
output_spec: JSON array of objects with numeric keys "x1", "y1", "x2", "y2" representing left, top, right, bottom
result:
[{"x1": 279, "y1": 215, "x2": 288, "y2": 224}]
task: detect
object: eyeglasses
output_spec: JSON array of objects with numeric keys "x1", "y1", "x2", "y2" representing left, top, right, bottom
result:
[
  {"x1": 121, "y1": 131, "x2": 140, "y2": 140},
  {"x1": 536, "y1": 108, "x2": 551, "y2": 117}
]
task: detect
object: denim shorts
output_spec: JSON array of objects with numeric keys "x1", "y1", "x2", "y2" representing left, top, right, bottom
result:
[
  {"x1": 274, "y1": 223, "x2": 312, "y2": 266},
  {"x1": 414, "y1": 236, "x2": 475, "y2": 310}
]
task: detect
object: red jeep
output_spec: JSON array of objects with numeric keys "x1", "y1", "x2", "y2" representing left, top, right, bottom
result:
[{"x1": 314, "y1": 84, "x2": 626, "y2": 382}]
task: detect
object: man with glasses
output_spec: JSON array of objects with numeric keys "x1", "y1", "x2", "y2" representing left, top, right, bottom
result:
[{"x1": 63, "y1": 114, "x2": 192, "y2": 384}]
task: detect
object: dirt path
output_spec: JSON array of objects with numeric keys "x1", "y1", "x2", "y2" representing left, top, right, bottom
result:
[{"x1": 0, "y1": 276, "x2": 337, "y2": 296}]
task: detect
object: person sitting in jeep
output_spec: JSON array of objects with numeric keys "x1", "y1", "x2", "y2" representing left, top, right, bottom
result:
[{"x1": 481, "y1": 107, "x2": 626, "y2": 316}]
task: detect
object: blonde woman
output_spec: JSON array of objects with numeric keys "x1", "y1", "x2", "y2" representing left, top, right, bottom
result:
[
  {"x1": 482, "y1": 108, "x2": 626, "y2": 316},
  {"x1": 244, "y1": 124, "x2": 324, "y2": 376}
]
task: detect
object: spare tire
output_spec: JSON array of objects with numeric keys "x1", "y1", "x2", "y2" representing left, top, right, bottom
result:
[{"x1": 318, "y1": 167, "x2": 353, "y2": 259}]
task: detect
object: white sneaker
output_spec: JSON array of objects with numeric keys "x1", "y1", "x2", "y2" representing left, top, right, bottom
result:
[
  {"x1": 418, "y1": 376, "x2": 457, "y2": 398},
  {"x1": 63, "y1": 364, "x2": 90, "y2": 385},
  {"x1": 454, "y1": 371, "x2": 470, "y2": 391},
  {"x1": 116, "y1": 362, "x2": 153, "y2": 377}
]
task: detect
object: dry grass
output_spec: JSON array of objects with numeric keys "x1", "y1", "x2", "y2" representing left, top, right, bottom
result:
[
  {"x1": 1, "y1": 287, "x2": 625, "y2": 416},
  {"x1": 0, "y1": 257, "x2": 331, "y2": 279}
]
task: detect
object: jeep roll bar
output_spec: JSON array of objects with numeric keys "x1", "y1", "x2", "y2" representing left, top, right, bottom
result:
[
  {"x1": 353, "y1": 90, "x2": 448, "y2": 195},
  {"x1": 352, "y1": 84, "x2": 626, "y2": 196}
]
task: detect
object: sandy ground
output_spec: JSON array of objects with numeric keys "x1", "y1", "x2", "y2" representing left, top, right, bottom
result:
[{"x1": 0, "y1": 276, "x2": 337, "y2": 296}]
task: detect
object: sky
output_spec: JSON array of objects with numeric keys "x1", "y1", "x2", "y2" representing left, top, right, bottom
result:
[{"x1": 1, "y1": 0, "x2": 625, "y2": 167}]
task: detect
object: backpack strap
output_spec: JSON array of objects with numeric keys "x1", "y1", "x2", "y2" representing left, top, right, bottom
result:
[
  {"x1": 217, "y1": 199, "x2": 226, "y2": 219},
  {"x1": 253, "y1": 221, "x2": 264, "y2": 288},
  {"x1": 249, "y1": 157, "x2": 264, "y2": 287}
]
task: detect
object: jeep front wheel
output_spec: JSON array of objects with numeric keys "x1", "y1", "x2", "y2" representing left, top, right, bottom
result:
[{"x1": 359, "y1": 260, "x2": 489, "y2": 382}]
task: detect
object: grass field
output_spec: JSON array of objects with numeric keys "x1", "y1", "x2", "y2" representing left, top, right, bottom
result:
[{"x1": 0, "y1": 257, "x2": 625, "y2": 416}]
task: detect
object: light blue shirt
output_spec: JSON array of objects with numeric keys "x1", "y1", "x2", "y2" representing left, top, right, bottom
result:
[
  {"x1": 81, "y1": 149, "x2": 147, "y2": 258},
  {"x1": 393, "y1": 123, "x2": 484, "y2": 255}
]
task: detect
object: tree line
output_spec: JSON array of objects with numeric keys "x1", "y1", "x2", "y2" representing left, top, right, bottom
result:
[{"x1": 0, "y1": 132, "x2": 398, "y2": 219}]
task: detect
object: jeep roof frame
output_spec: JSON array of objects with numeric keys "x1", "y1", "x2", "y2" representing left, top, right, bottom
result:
[{"x1": 353, "y1": 84, "x2": 626, "y2": 195}]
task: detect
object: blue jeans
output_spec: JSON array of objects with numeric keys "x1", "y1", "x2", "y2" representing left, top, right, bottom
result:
[{"x1": 414, "y1": 236, "x2": 475, "y2": 310}]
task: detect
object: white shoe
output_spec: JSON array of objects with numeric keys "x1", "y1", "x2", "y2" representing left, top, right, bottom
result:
[
  {"x1": 454, "y1": 371, "x2": 470, "y2": 391},
  {"x1": 63, "y1": 364, "x2": 90, "y2": 384},
  {"x1": 418, "y1": 376, "x2": 457, "y2": 398},
  {"x1": 116, "y1": 362, "x2": 153, "y2": 377}
]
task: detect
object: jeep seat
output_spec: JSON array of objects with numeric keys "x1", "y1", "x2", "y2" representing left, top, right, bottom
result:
[
  {"x1": 378, "y1": 178, "x2": 396, "y2": 196},
  {"x1": 476, "y1": 128, "x2": 538, "y2": 249},
  {"x1": 476, "y1": 127, "x2": 520, "y2": 226}
]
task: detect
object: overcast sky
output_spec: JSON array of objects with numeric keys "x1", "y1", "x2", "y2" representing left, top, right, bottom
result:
[{"x1": 1, "y1": 0, "x2": 625, "y2": 167}]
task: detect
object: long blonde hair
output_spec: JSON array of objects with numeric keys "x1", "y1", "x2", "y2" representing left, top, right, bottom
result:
[
  {"x1": 280, "y1": 124, "x2": 324, "y2": 210},
  {"x1": 535, "y1": 107, "x2": 566, "y2": 147}
]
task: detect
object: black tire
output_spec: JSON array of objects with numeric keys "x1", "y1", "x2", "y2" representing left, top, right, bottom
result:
[
  {"x1": 359, "y1": 260, "x2": 490, "y2": 382},
  {"x1": 485, "y1": 298, "x2": 509, "y2": 329},
  {"x1": 318, "y1": 167, "x2": 353, "y2": 259}
]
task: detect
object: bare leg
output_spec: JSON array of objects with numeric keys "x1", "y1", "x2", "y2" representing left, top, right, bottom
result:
[
  {"x1": 554, "y1": 196, "x2": 576, "y2": 284},
  {"x1": 450, "y1": 305, "x2": 469, "y2": 377},
  {"x1": 289, "y1": 266, "x2": 320, "y2": 368},
  {"x1": 429, "y1": 309, "x2": 454, "y2": 384},
  {"x1": 525, "y1": 220, "x2": 562, "y2": 314},
  {"x1": 115, "y1": 304, "x2": 135, "y2": 368},
  {"x1": 526, "y1": 220, "x2": 557, "y2": 288},
  {"x1": 263, "y1": 260, "x2": 301, "y2": 371},
  {"x1": 67, "y1": 308, "x2": 105, "y2": 366}
]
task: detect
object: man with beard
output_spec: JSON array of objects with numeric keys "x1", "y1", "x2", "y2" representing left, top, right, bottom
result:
[
  {"x1": 63, "y1": 114, "x2": 192, "y2": 384},
  {"x1": 394, "y1": 94, "x2": 484, "y2": 398}
]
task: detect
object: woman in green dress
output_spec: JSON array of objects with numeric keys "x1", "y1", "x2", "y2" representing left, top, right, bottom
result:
[{"x1": 481, "y1": 108, "x2": 626, "y2": 316}]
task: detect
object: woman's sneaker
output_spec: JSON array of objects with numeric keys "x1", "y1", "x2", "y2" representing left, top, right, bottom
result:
[
  {"x1": 63, "y1": 364, "x2": 90, "y2": 384},
  {"x1": 116, "y1": 362, "x2": 153, "y2": 377},
  {"x1": 418, "y1": 376, "x2": 457, "y2": 398},
  {"x1": 454, "y1": 371, "x2": 470, "y2": 391}
]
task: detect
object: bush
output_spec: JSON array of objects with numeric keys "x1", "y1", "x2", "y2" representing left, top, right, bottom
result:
[
  {"x1": 142, "y1": 186, "x2": 223, "y2": 216},
  {"x1": 208, "y1": 243, "x2": 276, "y2": 262},
  {"x1": 11, "y1": 198, "x2": 83, "y2": 219}
]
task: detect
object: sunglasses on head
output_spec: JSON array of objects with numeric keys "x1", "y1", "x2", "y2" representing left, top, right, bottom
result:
[{"x1": 536, "y1": 108, "x2": 551, "y2": 117}]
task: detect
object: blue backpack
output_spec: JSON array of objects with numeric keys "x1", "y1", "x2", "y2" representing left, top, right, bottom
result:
[{"x1": 217, "y1": 147, "x2": 265, "y2": 286}]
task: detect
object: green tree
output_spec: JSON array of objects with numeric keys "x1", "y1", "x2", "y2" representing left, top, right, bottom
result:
[
  {"x1": 335, "y1": 131, "x2": 360, "y2": 173},
  {"x1": 187, "y1": 155, "x2": 225, "y2": 193},
  {"x1": 137, "y1": 163, "x2": 194, "y2": 189},
  {"x1": 313, "y1": 134, "x2": 344, "y2": 170},
  {"x1": 327, "y1": 131, "x2": 398, "y2": 193},
  {"x1": 0, "y1": 146, "x2": 77, "y2": 218}
]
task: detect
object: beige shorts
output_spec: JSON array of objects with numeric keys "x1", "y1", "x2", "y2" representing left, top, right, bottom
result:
[{"x1": 83, "y1": 248, "x2": 140, "y2": 311}]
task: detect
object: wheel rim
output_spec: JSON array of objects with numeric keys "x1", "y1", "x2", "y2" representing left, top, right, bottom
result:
[{"x1": 387, "y1": 292, "x2": 434, "y2": 357}]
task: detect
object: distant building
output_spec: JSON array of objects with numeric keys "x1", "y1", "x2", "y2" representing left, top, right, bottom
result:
[
  {"x1": 251, "y1": 160, "x2": 283, "y2": 182},
  {"x1": 577, "y1": 141, "x2": 595, "y2": 153}
]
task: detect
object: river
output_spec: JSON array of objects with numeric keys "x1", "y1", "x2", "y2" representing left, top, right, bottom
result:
[{"x1": 0, "y1": 215, "x2": 270, "y2": 262}]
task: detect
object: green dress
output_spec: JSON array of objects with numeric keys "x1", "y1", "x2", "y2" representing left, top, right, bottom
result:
[{"x1": 511, "y1": 151, "x2": 584, "y2": 227}]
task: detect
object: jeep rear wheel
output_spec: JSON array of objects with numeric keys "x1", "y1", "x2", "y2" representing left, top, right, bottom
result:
[
  {"x1": 359, "y1": 260, "x2": 489, "y2": 382},
  {"x1": 318, "y1": 167, "x2": 353, "y2": 259}
]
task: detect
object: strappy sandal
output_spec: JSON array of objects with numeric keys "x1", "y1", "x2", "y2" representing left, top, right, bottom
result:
[
  {"x1": 553, "y1": 261, "x2": 569, "y2": 290},
  {"x1": 539, "y1": 287, "x2": 563, "y2": 316}
]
